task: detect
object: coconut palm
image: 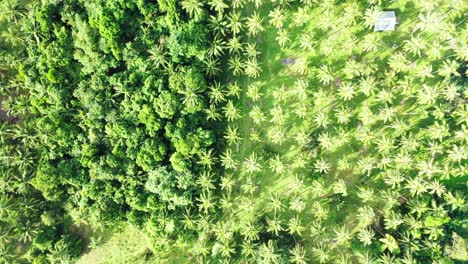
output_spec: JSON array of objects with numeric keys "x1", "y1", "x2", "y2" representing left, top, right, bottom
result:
[
  {"x1": 268, "y1": 126, "x2": 286, "y2": 145},
  {"x1": 246, "y1": 82, "x2": 263, "y2": 101},
  {"x1": 244, "y1": 58, "x2": 262, "y2": 78},
  {"x1": 196, "y1": 191, "x2": 216, "y2": 214},
  {"x1": 220, "y1": 149, "x2": 238, "y2": 170},
  {"x1": 208, "y1": 81, "x2": 226, "y2": 105},
  {"x1": 269, "y1": 155, "x2": 286, "y2": 175},
  {"x1": 266, "y1": 216, "x2": 283, "y2": 236},
  {"x1": 288, "y1": 216, "x2": 305, "y2": 236},
  {"x1": 224, "y1": 125, "x2": 241, "y2": 145},
  {"x1": 148, "y1": 46, "x2": 169, "y2": 69},
  {"x1": 438, "y1": 59, "x2": 461, "y2": 78},
  {"x1": 246, "y1": 12, "x2": 264, "y2": 36},
  {"x1": 335, "y1": 107, "x2": 352, "y2": 124},
  {"x1": 181, "y1": 0, "x2": 204, "y2": 19},
  {"x1": 244, "y1": 42, "x2": 261, "y2": 58},
  {"x1": 338, "y1": 82, "x2": 356, "y2": 101},
  {"x1": 197, "y1": 171, "x2": 216, "y2": 191},
  {"x1": 208, "y1": 14, "x2": 227, "y2": 37},
  {"x1": 314, "y1": 158, "x2": 330, "y2": 173},
  {"x1": 311, "y1": 201, "x2": 329, "y2": 221},
  {"x1": 388, "y1": 52, "x2": 410, "y2": 73},
  {"x1": 403, "y1": 36, "x2": 425, "y2": 57},
  {"x1": 0, "y1": 0, "x2": 26, "y2": 23},
  {"x1": 333, "y1": 179, "x2": 347, "y2": 196},
  {"x1": 223, "y1": 100, "x2": 242, "y2": 121},
  {"x1": 380, "y1": 234, "x2": 399, "y2": 253},
  {"x1": 357, "y1": 228, "x2": 375, "y2": 246},
  {"x1": 289, "y1": 196, "x2": 306, "y2": 213},
  {"x1": 312, "y1": 245, "x2": 329, "y2": 263},
  {"x1": 250, "y1": 128, "x2": 261, "y2": 143},
  {"x1": 314, "y1": 111, "x2": 330, "y2": 128},
  {"x1": 249, "y1": 105, "x2": 266, "y2": 124},
  {"x1": 228, "y1": 56, "x2": 244, "y2": 76},
  {"x1": 198, "y1": 149, "x2": 216, "y2": 169},
  {"x1": 293, "y1": 7, "x2": 309, "y2": 27},
  {"x1": 240, "y1": 221, "x2": 260, "y2": 241},
  {"x1": 269, "y1": 7, "x2": 286, "y2": 29},
  {"x1": 362, "y1": 7, "x2": 383, "y2": 29},
  {"x1": 208, "y1": 0, "x2": 228, "y2": 15},
  {"x1": 290, "y1": 244, "x2": 308, "y2": 264},
  {"x1": 316, "y1": 65, "x2": 334, "y2": 85},
  {"x1": 299, "y1": 33, "x2": 315, "y2": 52},
  {"x1": 333, "y1": 225, "x2": 351, "y2": 245},
  {"x1": 203, "y1": 56, "x2": 222, "y2": 77},
  {"x1": 226, "y1": 82, "x2": 242, "y2": 98},
  {"x1": 406, "y1": 177, "x2": 427, "y2": 197},
  {"x1": 227, "y1": 37, "x2": 243, "y2": 55},
  {"x1": 243, "y1": 152, "x2": 262, "y2": 174},
  {"x1": 205, "y1": 105, "x2": 222, "y2": 121},
  {"x1": 276, "y1": 30, "x2": 290, "y2": 49},
  {"x1": 232, "y1": 0, "x2": 247, "y2": 9},
  {"x1": 178, "y1": 85, "x2": 203, "y2": 110},
  {"x1": 208, "y1": 37, "x2": 226, "y2": 57},
  {"x1": 227, "y1": 12, "x2": 244, "y2": 35},
  {"x1": 357, "y1": 206, "x2": 375, "y2": 227},
  {"x1": 220, "y1": 174, "x2": 234, "y2": 193},
  {"x1": 259, "y1": 240, "x2": 281, "y2": 264},
  {"x1": 270, "y1": 106, "x2": 286, "y2": 125},
  {"x1": 267, "y1": 193, "x2": 285, "y2": 214}
]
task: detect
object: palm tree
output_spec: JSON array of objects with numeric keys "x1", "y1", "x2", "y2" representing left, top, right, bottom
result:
[
  {"x1": 388, "y1": 52, "x2": 410, "y2": 73},
  {"x1": 250, "y1": 128, "x2": 261, "y2": 143},
  {"x1": 299, "y1": 33, "x2": 315, "y2": 52},
  {"x1": 196, "y1": 191, "x2": 216, "y2": 214},
  {"x1": 221, "y1": 149, "x2": 238, "y2": 170},
  {"x1": 335, "y1": 107, "x2": 352, "y2": 124},
  {"x1": 403, "y1": 36, "x2": 425, "y2": 57},
  {"x1": 357, "y1": 228, "x2": 375, "y2": 246},
  {"x1": 288, "y1": 216, "x2": 305, "y2": 236},
  {"x1": 205, "y1": 105, "x2": 221, "y2": 121},
  {"x1": 333, "y1": 225, "x2": 351, "y2": 245},
  {"x1": 438, "y1": 59, "x2": 461, "y2": 79},
  {"x1": 276, "y1": 30, "x2": 290, "y2": 49},
  {"x1": 289, "y1": 196, "x2": 306, "y2": 213},
  {"x1": 312, "y1": 245, "x2": 329, "y2": 263},
  {"x1": 293, "y1": 79, "x2": 308, "y2": 101},
  {"x1": 224, "y1": 125, "x2": 242, "y2": 145},
  {"x1": 243, "y1": 152, "x2": 262, "y2": 174},
  {"x1": 249, "y1": 105, "x2": 266, "y2": 124},
  {"x1": 246, "y1": 12, "x2": 264, "y2": 36},
  {"x1": 269, "y1": 7, "x2": 286, "y2": 29},
  {"x1": 379, "y1": 234, "x2": 399, "y2": 253},
  {"x1": 148, "y1": 46, "x2": 169, "y2": 69},
  {"x1": 197, "y1": 171, "x2": 216, "y2": 191},
  {"x1": 227, "y1": 12, "x2": 243, "y2": 35},
  {"x1": 338, "y1": 82, "x2": 356, "y2": 101},
  {"x1": 318, "y1": 132, "x2": 333, "y2": 151},
  {"x1": 267, "y1": 193, "x2": 286, "y2": 215},
  {"x1": 290, "y1": 244, "x2": 308, "y2": 264},
  {"x1": 208, "y1": 14, "x2": 227, "y2": 37},
  {"x1": 227, "y1": 37, "x2": 243, "y2": 55},
  {"x1": 293, "y1": 7, "x2": 309, "y2": 27},
  {"x1": 198, "y1": 149, "x2": 216, "y2": 169},
  {"x1": 228, "y1": 56, "x2": 244, "y2": 76},
  {"x1": 362, "y1": 7, "x2": 383, "y2": 29},
  {"x1": 181, "y1": 0, "x2": 204, "y2": 19},
  {"x1": 268, "y1": 126, "x2": 286, "y2": 145},
  {"x1": 208, "y1": 37, "x2": 226, "y2": 57},
  {"x1": 270, "y1": 106, "x2": 286, "y2": 125},
  {"x1": 208, "y1": 82, "x2": 226, "y2": 105},
  {"x1": 447, "y1": 145, "x2": 466, "y2": 164},
  {"x1": 314, "y1": 111, "x2": 330, "y2": 128},
  {"x1": 269, "y1": 155, "x2": 286, "y2": 175},
  {"x1": 203, "y1": 56, "x2": 222, "y2": 77},
  {"x1": 244, "y1": 42, "x2": 261, "y2": 58},
  {"x1": 357, "y1": 206, "x2": 375, "y2": 227},
  {"x1": 333, "y1": 179, "x2": 347, "y2": 196},
  {"x1": 232, "y1": 0, "x2": 247, "y2": 9},
  {"x1": 0, "y1": 0, "x2": 26, "y2": 23},
  {"x1": 220, "y1": 174, "x2": 235, "y2": 193},
  {"x1": 208, "y1": 0, "x2": 228, "y2": 15},
  {"x1": 406, "y1": 177, "x2": 427, "y2": 197},
  {"x1": 222, "y1": 100, "x2": 242, "y2": 121},
  {"x1": 226, "y1": 82, "x2": 242, "y2": 98},
  {"x1": 258, "y1": 240, "x2": 281, "y2": 264},
  {"x1": 266, "y1": 216, "x2": 283, "y2": 236},
  {"x1": 241, "y1": 221, "x2": 260, "y2": 241},
  {"x1": 246, "y1": 82, "x2": 263, "y2": 101},
  {"x1": 316, "y1": 65, "x2": 334, "y2": 85},
  {"x1": 178, "y1": 86, "x2": 203, "y2": 110},
  {"x1": 244, "y1": 58, "x2": 262, "y2": 78}
]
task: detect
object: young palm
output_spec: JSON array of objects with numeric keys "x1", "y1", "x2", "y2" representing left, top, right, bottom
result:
[
  {"x1": 232, "y1": 0, "x2": 247, "y2": 9},
  {"x1": 220, "y1": 149, "x2": 238, "y2": 170},
  {"x1": 314, "y1": 111, "x2": 330, "y2": 128},
  {"x1": 249, "y1": 128, "x2": 261, "y2": 143},
  {"x1": 299, "y1": 33, "x2": 315, "y2": 52},
  {"x1": 240, "y1": 221, "x2": 260, "y2": 241},
  {"x1": 246, "y1": 12, "x2": 264, "y2": 36},
  {"x1": 293, "y1": 79, "x2": 308, "y2": 101},
  {"x1": 244, "y1": 58, "x2": 262, "y2": 78},
  {"x1": 243, "y1": 152, "x2": 262, "y2": 173},
  {"x1": 181, "y1": 0, "x2": 204, "y2": 19},
  {"x1": 357, "y1": 206, "x2": 375, "y2": 227},
  {"x1": 224, "y1": 125, "x2": 242, "y2": 145},
  {"x1": 223, "y1": 100, "x2": 242, "y2": 121},
  {"x1": 269, "y1": 7, "x2": 286, "y2": 29}
]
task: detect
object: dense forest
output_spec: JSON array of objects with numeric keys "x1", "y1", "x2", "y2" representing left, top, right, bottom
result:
[{"x1": 0, "y1": 0, "x2": 466, "y2": 263}]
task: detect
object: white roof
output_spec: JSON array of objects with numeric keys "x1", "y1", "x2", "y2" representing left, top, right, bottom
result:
[{"x1": 374, "y1": 11, "x2": 397, "y2": 31}]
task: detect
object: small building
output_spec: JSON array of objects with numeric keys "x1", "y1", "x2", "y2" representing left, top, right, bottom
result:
[{"x1": 374, "y1": 11, "x2": 397, "y2": 32}]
